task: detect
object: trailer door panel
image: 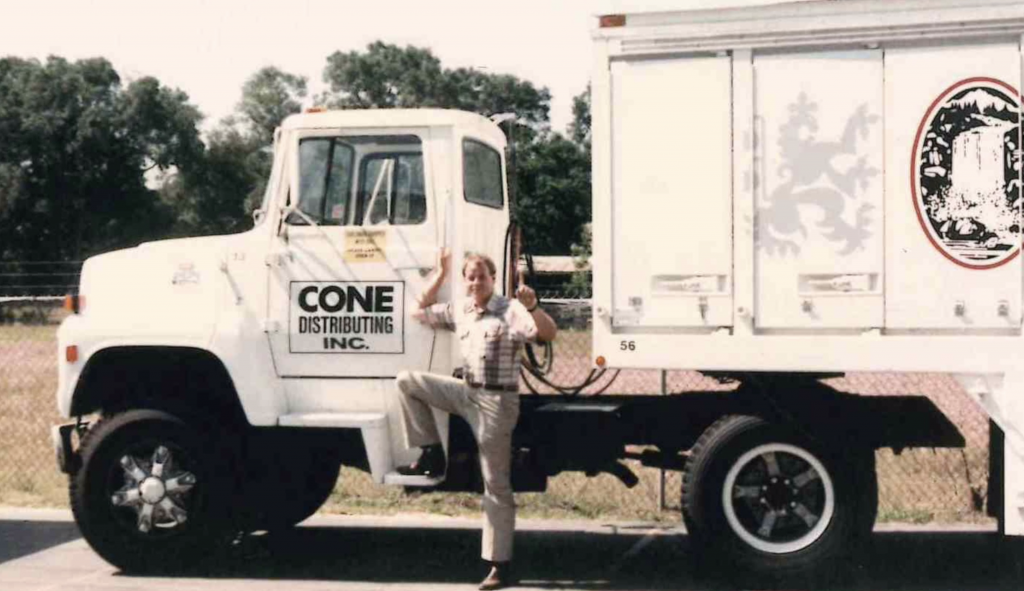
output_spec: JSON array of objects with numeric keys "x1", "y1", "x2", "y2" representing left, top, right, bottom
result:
[
  {"x1": 885, "y1": 42, "x2": 1022, "y2": 329},
  {"x1": 753, "y1": 50, "x2": 884, "y2": 329},
  {"x1": 609, "y1": 56, "x2": 733, "y2": 329}
]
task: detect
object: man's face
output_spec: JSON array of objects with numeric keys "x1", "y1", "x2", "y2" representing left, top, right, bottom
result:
[{"x1": 464, "y1": 260, "x2": 495, "y2": 306}]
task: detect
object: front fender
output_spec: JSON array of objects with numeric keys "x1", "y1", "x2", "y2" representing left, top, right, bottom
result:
[
  {"x1": 56, "y1": 314, "x2": 282, "y2": 426},
  {"x1": 56, "y1": 315, "x2": 218, "y2": 418},
  {"x1": 207, "y1": 301, "x2": 287, "y2": 426}
]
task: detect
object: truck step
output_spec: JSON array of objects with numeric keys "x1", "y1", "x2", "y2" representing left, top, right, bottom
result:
[
  {"x1": 278, "y1": 412, "x2": 387, "y2": 428},
  {"x1": 383, "y1": 472, "x2": 445, "y2": 487}
]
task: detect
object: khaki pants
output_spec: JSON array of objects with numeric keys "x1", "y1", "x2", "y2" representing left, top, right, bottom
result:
[{"x1": 396, "y1": 370, "x2": 520, "y2": 562}]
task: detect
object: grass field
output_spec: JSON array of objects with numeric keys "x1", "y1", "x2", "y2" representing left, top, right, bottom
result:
[
  {"x1": 0, "y1": 318, "x2": 996, "y2": 525},
  {"x1": 0, "y1": 322, "x2": 68, "y2": 507}
]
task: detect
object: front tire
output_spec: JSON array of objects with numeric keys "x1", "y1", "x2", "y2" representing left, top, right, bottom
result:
[
  {"x1": 70, "y1": 409, "x2": 230, "y2": 572},
  {"x1": 682, "y1": 415, "x2": 876, "y2": 577}
]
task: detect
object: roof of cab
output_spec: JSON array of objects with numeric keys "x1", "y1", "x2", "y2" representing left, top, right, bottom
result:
[
  {"x1": 593, "y1": 0, "x2": 1024, "y2": 48},
  {"x1": 280, "y1": 108, "x2": 506, "y2": 147}
]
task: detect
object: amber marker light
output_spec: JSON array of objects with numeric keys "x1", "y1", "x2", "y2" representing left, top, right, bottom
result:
[
  {"x1": 63, "y1": 294, "x2": 84, "y2": 314},
  {"x1": 595, "y1": 355, "x2": 606, "y2": 367},
  {"x1": 305, "y1": 106, "x2": 327, "y2": 113},
  {"x1": 66, "y1": 346, "x2": 79, "y2": 363},
  {"x1": 599, "y1": 14, "x2": 626, "y2": 28}
]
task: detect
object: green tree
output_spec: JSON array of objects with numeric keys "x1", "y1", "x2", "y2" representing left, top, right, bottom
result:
[
  {"x1": 0, "y1": 56, "x2": 203, "y2": 261},
  {"x1": 566, "y1": 222, "x2": 592, "y2": 298},
  {"x1": 569, "y1": 84, "x2": 591, "y2": 148},
  {"x1": 566, "y1": 84, "x2": 593, "y2": 293},
  {"x1": 513, "y1": 133, "x2": 590, "y2": 255},
  {"x1": 160, "y1": 66, "x2": 307, "y2": 237},
  {"x1": 237, "y1": 66, "x2": 308, "y2": 145},
  {"x1": 158, "y1": 126, "x2": 266, "y2": 237},
  {"x1": 321, "y1": 41, "x2": 551, "y2": 131}
]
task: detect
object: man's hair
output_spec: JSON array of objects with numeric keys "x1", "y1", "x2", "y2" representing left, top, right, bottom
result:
[{"x1": 462, "y1": 252, "x2": 497, "y2": 278}]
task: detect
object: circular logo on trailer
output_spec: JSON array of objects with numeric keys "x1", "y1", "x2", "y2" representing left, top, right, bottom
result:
[{"x1": 912, "y1": 77, "x2": 1022, "y2": 269}]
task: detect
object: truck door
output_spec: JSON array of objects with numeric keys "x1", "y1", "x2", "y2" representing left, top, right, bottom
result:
[
  {"x1": 609, "y1": 56, "x2": 734, "y2": 329},
  {"x1": 454, "y1": 136, "x2": 511, "y2": 294},
  {"x1": 266, "y1": 130, "x2": 440, "y2": 378},
  {"x1": 753, "y1": 50, "x2": 885, "y2": 329}
]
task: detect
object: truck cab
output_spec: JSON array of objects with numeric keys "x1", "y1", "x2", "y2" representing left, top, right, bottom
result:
[{"x1": 53, "y1": 109, "x2": 515, "y2": 569}]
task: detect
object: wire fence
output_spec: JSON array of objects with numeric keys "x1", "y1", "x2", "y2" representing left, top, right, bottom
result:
[{"x1": 0, "y1": 280, "x2": 997, "y2": 526}]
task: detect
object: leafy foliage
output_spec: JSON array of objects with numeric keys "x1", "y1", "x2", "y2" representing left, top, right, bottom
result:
[
  {"x1": 513, "y1": 134, "x2": 590, "y2": 255},
  {"x1": 238, "y1": 67, "x2": 307, "y2": 146},
  {"x1": 0, "y1": 57, "x2": 203, "y2": 261},
  {"x1": 566, "y1": 85, "x2": 594, "y2": 294},
  {"x1": 566, "y1": 223, "x2": 592, "y2": 298},
  {"x1": 0, "y1": 44, "x2": 594, "y2": 264},
  {"x1": 159, "y1": 66, "x2": 307, "y2": 237},
  {"x1": 569, "y1": 84, "x2": 591, "y2": 148},
  {"x1": 158, "y1": 127, "x2": 267, "y2": 237},
  {"x1": 321, "y1": 41, "x2": 550, "y2": 129}
]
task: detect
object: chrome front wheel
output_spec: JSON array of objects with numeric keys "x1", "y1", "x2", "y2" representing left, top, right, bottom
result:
[
  {"x1": 109, "y1": 445, "x2": 197, "y2": 534},
  {"x1": 72, "y1": 409, "x2": 227, "y2": 572}
]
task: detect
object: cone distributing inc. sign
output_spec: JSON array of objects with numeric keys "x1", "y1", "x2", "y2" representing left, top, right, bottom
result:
[
  {"x1": 912, "y1": 77, "x2": 1022, "y2": 269},
  {"x1": 289, "y1": 281, "x2": 404, "y2": 353}
]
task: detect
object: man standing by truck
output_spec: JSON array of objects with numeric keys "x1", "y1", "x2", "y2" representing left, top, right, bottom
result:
[{"x1": 396, "y1": 248, "x2": 557, "y2": 590}]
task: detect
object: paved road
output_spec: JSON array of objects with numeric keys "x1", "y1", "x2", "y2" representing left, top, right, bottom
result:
[{"x1": 1, "y1": 507, "x2": 1023, "y2": 590}]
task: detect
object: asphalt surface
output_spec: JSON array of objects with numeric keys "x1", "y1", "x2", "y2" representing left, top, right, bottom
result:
[{"x1": 2, "y1": 507, "x2": 1023, "y2": 590}]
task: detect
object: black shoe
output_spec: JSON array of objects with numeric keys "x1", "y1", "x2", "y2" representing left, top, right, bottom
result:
[
  {"x1": 479, "y1": 562, "x2": 515, "y2": 590},
  {"x1": 396, "y1": 444, "x2": 446, "y2": 477}
]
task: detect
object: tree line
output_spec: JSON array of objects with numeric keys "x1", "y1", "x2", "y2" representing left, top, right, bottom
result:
[{"x1": 0, "y1": 42, "x2": 592, "y2": 264}]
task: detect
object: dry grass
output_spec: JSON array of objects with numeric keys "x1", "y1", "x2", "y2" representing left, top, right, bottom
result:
[
  {"x1": 0, "y1": 320, "x2": 996, "y2": 525},
  {"x1": 0, "y1": 322, "x2": 69, "y2": 507}
]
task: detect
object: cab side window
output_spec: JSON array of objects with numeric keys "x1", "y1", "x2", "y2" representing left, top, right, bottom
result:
[{"x1": 463, "y1": 139, "x2": 503, "y2": 209}]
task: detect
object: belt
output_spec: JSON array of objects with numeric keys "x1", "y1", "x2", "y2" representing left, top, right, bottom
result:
[{"x1": 466, "y1": 381, "x2": 518, "y2": 392}]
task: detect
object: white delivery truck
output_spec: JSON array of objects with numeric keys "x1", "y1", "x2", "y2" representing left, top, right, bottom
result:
[{"x1": 52, "y1": 0, "x2": 1024, "y2": 577}]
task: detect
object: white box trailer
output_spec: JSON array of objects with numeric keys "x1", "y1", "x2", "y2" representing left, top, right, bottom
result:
[
  {"x1": 50, "y1": 0, "x2": 1024, "y2": 580},
  {"x1": 591, "y1": 0, "x2": 1024, "y2": 538}
]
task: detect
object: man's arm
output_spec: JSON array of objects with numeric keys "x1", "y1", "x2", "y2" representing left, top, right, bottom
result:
[
  {"x1": 515, "y1": 283, "x2": 557, "y2": 342},
  {"x1": 411, "y1": 248, "x2": 451, "y2": 323}
]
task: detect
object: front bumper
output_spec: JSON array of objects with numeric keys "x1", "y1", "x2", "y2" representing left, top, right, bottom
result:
[{"x1": 51, "y1": 420, "x2": 89, "y2": 474}]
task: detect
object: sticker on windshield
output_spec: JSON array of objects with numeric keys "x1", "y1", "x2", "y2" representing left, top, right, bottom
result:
[
  {"x1": 344, "y1": 230, "x2": 387, "y2": 263},
  {"x1": 289, "y1": 281, "x2": 404, "y2": 354}
]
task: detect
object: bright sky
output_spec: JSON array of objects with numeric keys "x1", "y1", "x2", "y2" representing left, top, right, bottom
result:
[{"x1": 0, "y1": 0, "x2": 797, "y2": 136}]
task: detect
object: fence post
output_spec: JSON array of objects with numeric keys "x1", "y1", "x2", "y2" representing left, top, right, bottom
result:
[{"x1": 659, "y1": 369, "x2": 667, "y2": 512}]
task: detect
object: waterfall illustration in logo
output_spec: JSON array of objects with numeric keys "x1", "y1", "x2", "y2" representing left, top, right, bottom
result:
[{"x1": 912, "y1": 78, "x2": 1022, "y2": 269}]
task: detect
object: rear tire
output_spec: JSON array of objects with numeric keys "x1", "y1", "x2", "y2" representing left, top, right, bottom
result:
[
  {"x1": 682, "y1": 415, "x2": 876, "y2": 577},
  {"x1": 70, "y1": 409, "x2": 231, "y2": 572}
]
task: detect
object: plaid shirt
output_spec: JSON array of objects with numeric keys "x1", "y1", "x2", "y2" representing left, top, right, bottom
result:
[{"x1": 421, "y1": 295, "x2": 538, "y2": 389}]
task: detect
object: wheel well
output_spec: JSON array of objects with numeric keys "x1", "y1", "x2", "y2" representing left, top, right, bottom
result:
[{"x1": 71, "y1": 347, "x2": 248, "y2": 428}]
